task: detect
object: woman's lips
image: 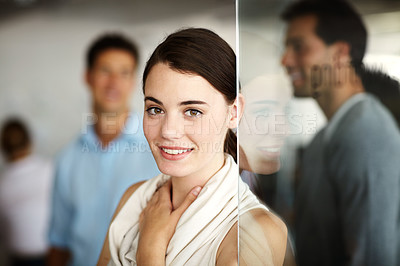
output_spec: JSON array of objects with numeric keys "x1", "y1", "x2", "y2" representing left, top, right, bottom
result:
[
  {"x1": 159, "y1": 146, "x2": 193, "y2": 161},
  {"x1": 256, "y1": 146, "x2": 282, "y2": 159}
]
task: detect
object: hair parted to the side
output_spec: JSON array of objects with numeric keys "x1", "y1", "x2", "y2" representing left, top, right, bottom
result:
[
  {"x1": 281, "y1": 0, "x2": 367, "y2": 69},
  {"x1": 86, "y1": 33, "x2": 139, "y2": 70},
  {"x1": 142, "y1": 28, "x2": 238, "y2": 162}
]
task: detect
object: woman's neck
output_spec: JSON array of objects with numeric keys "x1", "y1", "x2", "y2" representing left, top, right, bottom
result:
[{"x1": 170, "y1": 152, "x2": 226, "y2": 210}]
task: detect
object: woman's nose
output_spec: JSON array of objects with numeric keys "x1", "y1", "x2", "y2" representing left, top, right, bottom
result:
[{"x1": 161, "y1": 114, "x2": 184, "y2": 139}]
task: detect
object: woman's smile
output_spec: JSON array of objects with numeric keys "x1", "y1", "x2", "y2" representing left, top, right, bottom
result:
[{"x1": 159, "y1": 146, "x2": 194, "y2": 161}]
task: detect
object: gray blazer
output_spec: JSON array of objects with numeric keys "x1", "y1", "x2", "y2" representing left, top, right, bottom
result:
[{"x1": 295, "y1": 94, "x2": 400, "y2": 266}]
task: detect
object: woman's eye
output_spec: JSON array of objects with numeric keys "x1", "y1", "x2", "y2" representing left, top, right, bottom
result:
[
  {"x1": 185, "y1": 109, "x2": 202, "y2": 117},
  {"x1": 250, "y1": 107, "x2": 271, "y2": 117},
  {"x1": 146, "y1": 107, "x2": 164, "y2": 115}
]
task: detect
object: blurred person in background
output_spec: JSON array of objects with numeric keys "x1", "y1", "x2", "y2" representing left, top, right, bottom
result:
[
  {"x1": 47, "y1": 34, "x2": 158, "y2": 266},
  {"x1": 239, "y1": 73, "x2": 291, "y2": 176},
  {"x1": 238, "y1": 74, "x2": 290, "y2": 207},
  {"x1": 0, "y1": 118, "x2": 53, "y2": 266},
  {"x1": 238, "y1": 74, "x2": 296, "y2": 266},
  {"x1": 281, "y1": 0, "x2": 400, "y2": 265}
]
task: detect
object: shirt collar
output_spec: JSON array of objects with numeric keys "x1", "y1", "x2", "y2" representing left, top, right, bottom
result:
[{"x1": 323, "y1": 92, "x2": 367, "y2": 143}]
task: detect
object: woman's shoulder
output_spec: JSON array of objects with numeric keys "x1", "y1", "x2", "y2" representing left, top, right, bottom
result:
[
  {"x1": 121, "y1": 181, "x2": 147, "y2": 204},
  {"x1": 113, "y1": 174, "x2": 167, "y2": 219},
  {"x1": 239, "y1": 208, "x2": 287, "y2": 265},
  {"x1": 244, "y1": 208, "x2": 287, "y2": 237},
  {"x1": 98, "y1": 180, "x2": 149, "y2": 266},
  {"x1": 111, "y1": 181, "x2": 147, "y2": 221},
  {"x1": 217, "y1": 208, "x2": 287, "y2": 265}
]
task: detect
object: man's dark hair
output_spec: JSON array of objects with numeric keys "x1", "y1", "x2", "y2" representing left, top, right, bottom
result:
[
  {"x1": 360, "y1": 67, "x2": 400, "y2": 127},
  {"x1": 1, "y1": 118, "x2": 31, "y2": 159},
  {"x1": 281, "y1": 0, "x2": 367, "y2": 68},
  {"x1": 86, "y1": 33, "x2": 139, "y2": 70}
]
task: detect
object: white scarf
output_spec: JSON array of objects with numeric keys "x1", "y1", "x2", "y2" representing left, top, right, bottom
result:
[{"x1": 108, "y1": 154, "x2": 267, "y2": 265}]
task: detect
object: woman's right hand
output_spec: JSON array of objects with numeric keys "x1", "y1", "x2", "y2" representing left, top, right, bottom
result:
[{"x1": 136, "y1": 179, "x2": 201, "y2": 266}]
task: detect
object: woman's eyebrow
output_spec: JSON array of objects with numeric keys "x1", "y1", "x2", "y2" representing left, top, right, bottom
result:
[
  {"x1": 251, "y1": 100, "x2": 278, "y2": 106},
  {"x1": 179, "y1": 100, "x2": 209, "y2": 106},
  {"x1": 144, "y1": 96, "x2": 163, "y2": 105}
]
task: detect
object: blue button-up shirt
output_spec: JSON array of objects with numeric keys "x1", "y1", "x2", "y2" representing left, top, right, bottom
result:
[{"x1": 48, "y1": 112, "x2": 159, "y2": 266}]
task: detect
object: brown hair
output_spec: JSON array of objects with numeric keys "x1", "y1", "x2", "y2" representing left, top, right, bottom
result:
[
  {"x1": 1, "y1": 118, "x2": 31, "y2": 160},
  {"x1": 86, "y1": 33, "x2": 139, "y2": 70},
  {"x1": 143, "y1": 28, "x2": 237, "y2": 162}
]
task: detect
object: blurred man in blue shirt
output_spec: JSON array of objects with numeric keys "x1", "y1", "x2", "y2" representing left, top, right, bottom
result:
[{"x1": 48, "y1": 34, "x2": 159, "y2": 266}]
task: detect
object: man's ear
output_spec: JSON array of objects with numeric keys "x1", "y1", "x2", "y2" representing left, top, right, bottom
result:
[
  {"x1": 333, "y1": 41, "x2": 351, "y2": 65},
  {"x1": 85, "y1": 70, "x2": 92, "y2": 90},
  {"x1": 228, "y1": 93, "x2": 245, "y2": 129},
  {"x1": 129, "y1": 72, "x2": 137, "y2": 93}
]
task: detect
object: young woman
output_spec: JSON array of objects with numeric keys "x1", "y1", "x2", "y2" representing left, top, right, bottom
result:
[{"x1": 98, "y1": 28, "x2": 287, "y2": 266}]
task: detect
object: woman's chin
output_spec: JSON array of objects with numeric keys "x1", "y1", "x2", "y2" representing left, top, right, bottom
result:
[
  {"x1": 250, "y1": 158, "x2": 280, "y2": 175},
  {"x1": 157, "y1": 163, "x2": 188, "y2": 178}
]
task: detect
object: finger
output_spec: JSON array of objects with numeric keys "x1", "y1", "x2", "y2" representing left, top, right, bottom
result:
[
  {"x1": 158, "y1": 179, "x2": 172, "y2": 202},
  {"x1": 159, "y1": 179, "x2": 171, "y2": 192},
  {"x1": 173, "y1": 186, "x2": 201, "y2": 218},
  {"x1": 148, "y1": 190, "x2": 160, "y2": 205}
]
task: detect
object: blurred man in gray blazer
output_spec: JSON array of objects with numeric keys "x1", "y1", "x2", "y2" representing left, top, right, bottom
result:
[{"x1": 280, "y1": 1, "x2": 400, "y2": 265}]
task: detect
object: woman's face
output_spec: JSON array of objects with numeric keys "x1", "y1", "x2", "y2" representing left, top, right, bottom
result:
[
  {"x1": 143, "y1": 63, "x2": 234, "y2": 180},
  {"x1": 239, "y1": 74, "x2": 291, "y2": 174}
]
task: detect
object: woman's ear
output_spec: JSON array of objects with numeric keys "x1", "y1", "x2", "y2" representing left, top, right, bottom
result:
[{"x1": 228, "y1": 93, "x2": 245, "y2": 129}]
